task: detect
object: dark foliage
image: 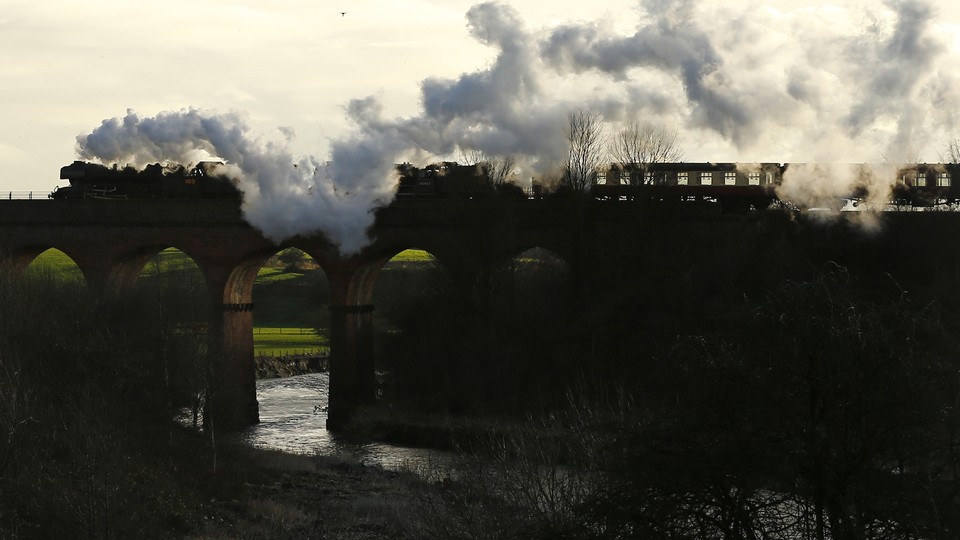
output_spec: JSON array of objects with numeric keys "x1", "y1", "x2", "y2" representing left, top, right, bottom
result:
[
  {"x1": 0, "y1": 272, "x2": 213, "y2": 537},
  {"x1": 374, "y1": 249, "x2": 580, "y2": 415},
  {"x1": 578, "y1": 267, "x2": 960, "y2": 539},
  {"x1": 407, "y1": 265, "x2": 960, "y2": 539}
]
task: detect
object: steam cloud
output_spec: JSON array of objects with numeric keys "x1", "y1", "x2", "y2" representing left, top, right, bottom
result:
[
  {"x1": 77, "y1": 108, "x2": 401, "y2": 254},
  {"x1": 76, "y1": 0, "x2": 960, "y2": 252}
]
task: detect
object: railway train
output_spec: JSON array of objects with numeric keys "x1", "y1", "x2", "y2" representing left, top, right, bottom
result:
[
  {"x1": 52, "y1": 160, "x2": 960, "y2": 212},
  {"x1": 50, "y1": 161, "x2": 240, "y2": 200},
  {"x1": 395, "y1": 161, "x2": 785, "y2": 211},
  {"x1": 397, "y1": 161, "x2": 960, "y2": 212}
]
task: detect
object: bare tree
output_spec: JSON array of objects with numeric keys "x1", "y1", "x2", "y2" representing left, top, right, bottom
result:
[
  {"x1": 458, "y1": 148, "x2": 487, "y2": 167},
  {"x1": 608, "y1": 120, "x2": 683, "y2": 186},
  {"x1": 459, "y1": 149, "x2": 518, "y2": 188},
  {"x1": 563, "y1": 109, "x2": 606, "y2": 193},
  {"x1": 941, "y1": 136, "x2": 960, "y2": 164},
  {"x1": 479, "y1": 155, "x2": 517, "y2": 188}
]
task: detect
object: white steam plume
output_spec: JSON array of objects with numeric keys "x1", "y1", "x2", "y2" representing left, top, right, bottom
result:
[
  {"x1": 344, "y1": 0, "x2": 960, "y2": 202},
  {"x1": 77, "y1": 108, "x2": 403, "y2": 255},
  {"x1": 76, "y1": 0, "x2": 960, "y2": 251}
]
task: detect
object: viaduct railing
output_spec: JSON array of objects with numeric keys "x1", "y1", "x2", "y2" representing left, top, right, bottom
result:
[{"x1": 4, "y1": 191, "x2": 47, "y2": 200}]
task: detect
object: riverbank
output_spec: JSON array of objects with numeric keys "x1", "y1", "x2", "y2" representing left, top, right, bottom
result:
[
  {"x1": 0, "y1": 421, "x2": 444, "y2": 538},
  {"x1": 194, "y1": 440, "x2": 431, "y2": 539},
  {"x1": 342, "y1": 404, "x2": 537, "y2": 452},
  {"x1": 255, "y1": 353, "x2": 329, "y2": 379}
]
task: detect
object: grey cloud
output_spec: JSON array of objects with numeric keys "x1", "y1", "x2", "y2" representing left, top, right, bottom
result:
[
  {"x1": 844, "y1": 0, "x2": 945, "y2": 139},
  {"x1": 539, "y1": 3, "x2": 758, "y2": 145}
]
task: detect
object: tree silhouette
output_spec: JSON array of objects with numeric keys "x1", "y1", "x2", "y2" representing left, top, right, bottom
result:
[
  {"x1": 609, "y1": 120, "x2": 683, "y2": 187},
  {"x1": 562, "y1": 109, "x2": 606, "y2": 193}
]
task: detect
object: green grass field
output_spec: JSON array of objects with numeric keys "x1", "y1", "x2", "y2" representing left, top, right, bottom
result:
[
  {"x1": 139, "y1": 248, "x2": 204, "y2": 275},
  {"x1": 26, "y1": 247, "x2": 203, "y2": 279},
  {"x1": 253, "y1": 327, "x2": 329, "y2": 357},
  {"x1": 23, "y1": 248, "x2": 84, "y2": 281},
  {"x1": 388, "y1": 249, "x2": 436, "y2": 262}
]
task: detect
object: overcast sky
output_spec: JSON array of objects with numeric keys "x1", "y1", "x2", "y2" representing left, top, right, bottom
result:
[{"x1": 3, "y1": 0, "x2": 960, "y2": 195}]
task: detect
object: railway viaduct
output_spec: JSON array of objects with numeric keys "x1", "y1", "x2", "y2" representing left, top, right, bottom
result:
[
  {"x1": 0, "y1": 197, "x2": 594, "y2": 430},
  {"x1": 3, "y1": 197, "x2": 960, "y2": 429}
]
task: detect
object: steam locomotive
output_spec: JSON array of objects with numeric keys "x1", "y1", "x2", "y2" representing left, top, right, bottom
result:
[
  {"x1": 395, "y1": 162, "x2": 506, "y2": 198},
  {"x1": 50, "y1": 161, "x2": 240, "y2": 200}
]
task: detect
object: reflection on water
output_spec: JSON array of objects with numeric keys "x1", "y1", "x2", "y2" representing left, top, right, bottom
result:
[{"x1": 235, "y1": 373, "x2": 451, "y2": 473}]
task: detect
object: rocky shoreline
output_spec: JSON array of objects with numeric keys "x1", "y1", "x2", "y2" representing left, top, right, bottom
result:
[{"x1": 255, "y1": 353, "x2": 329, "y2": 379}]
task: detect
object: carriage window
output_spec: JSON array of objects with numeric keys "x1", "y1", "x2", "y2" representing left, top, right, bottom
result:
[
  {"x1": 748, "y1": 172, "x2": 761, "y2": 186},
  {"x1": 938, "y1": 172, "x2": 951, "y2": 187},
  {"x1": 677, "y1": 172, "x2": 688, "y2": 186},
  {"x1": 724, "y1": 172, "x2": 737, "y2": 186},
  {"x1": 700, "y1": 172, "x2": 713, "y2": 185}
]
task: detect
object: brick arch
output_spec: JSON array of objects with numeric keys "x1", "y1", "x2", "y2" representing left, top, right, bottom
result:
[
  {"x1": 105, "y1": 245, "x2": 209, "y2": 295},
  {"x1": 221, "y1": 245, "x2": 333, "y2": 317},
  {"x1": 207, "y1": 246, "x2": 339, "y2": 429},
  {"x1": 349, "y1": 246, "x2": 453, "y2": 307},
  {"x1": 221, "y1": 248, "x2": 278, "y2": 307},
  {"x1": 503, "y1": 245, "x2": 575, "y2": 274},
  {"x1": 198, "y1": 247, "x2": 282, "y2": 431},
  {"x1": 296, "y1": 245, "x2": 464, "y2": 430}
]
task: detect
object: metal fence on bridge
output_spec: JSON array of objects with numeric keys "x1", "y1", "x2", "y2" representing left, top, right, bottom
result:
[{"x1": 4, "y1": 192, "x2": 47, "y2": 200}]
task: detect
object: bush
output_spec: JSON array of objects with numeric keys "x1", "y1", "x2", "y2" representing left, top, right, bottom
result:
[{"x1": 410, "y1": 266, "x2": 960, "y2": 539}]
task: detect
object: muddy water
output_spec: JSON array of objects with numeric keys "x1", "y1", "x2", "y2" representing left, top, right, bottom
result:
[{"x1": 235, "y1": 373, "x2": 451, "y2": 473}]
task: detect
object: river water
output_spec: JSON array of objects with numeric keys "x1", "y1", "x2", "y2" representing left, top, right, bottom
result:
[{"x1": 234, "y1": 373, "x2": 452, "y2": 473}]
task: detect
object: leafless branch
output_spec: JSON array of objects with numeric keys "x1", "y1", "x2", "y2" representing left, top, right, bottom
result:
[
  {"x1": 480, "y1": 155, "x2": 517, "y2": 187},
  {"x1": 457, "y1": 148, "x2": 487, "y2": 167},
  {"x1": 563, "y1": 109, "x2": 607, "y2": 193},
  {"x1": 609, "y1": 121, "x2": 683, "y2": 186},
  {"x1": 940, "y1": 136, "x2": 960, "y2": 165}
]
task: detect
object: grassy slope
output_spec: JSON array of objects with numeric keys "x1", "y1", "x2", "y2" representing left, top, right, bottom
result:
[{"x1": 23, "y1": 248, "x2": 84, "y2": 280}]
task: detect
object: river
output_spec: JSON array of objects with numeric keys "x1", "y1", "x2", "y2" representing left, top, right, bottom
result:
[{"x1": 234, "y1": 373, "x2": 452, "y2": 473}]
